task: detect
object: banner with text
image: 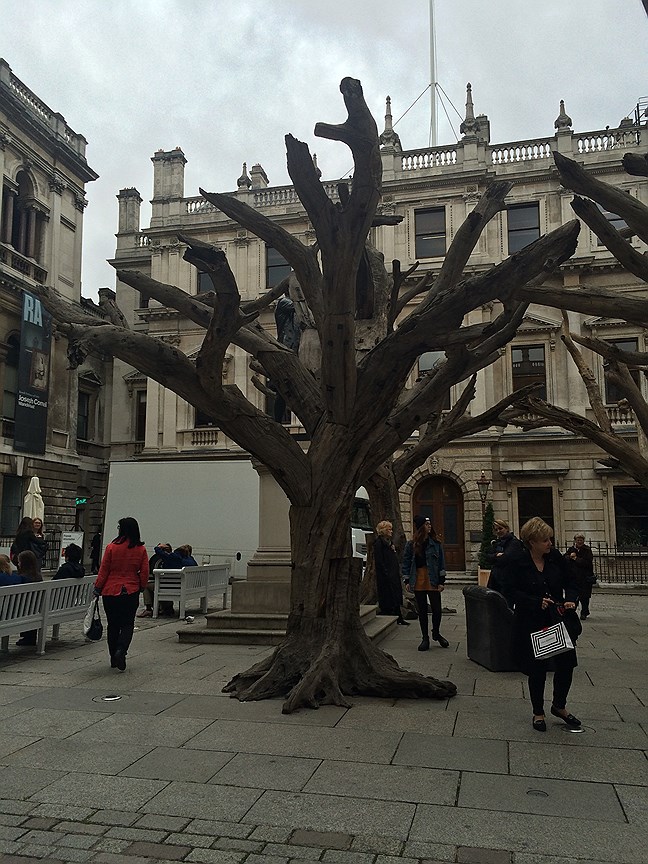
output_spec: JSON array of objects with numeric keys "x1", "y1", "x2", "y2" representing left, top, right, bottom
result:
[{"x1": 14, "y1": 291, "x2": 52, "y2": 454}]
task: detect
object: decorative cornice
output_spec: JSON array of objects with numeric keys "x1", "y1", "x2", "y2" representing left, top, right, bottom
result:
[{"x1": 49, "y1": 174, "x2": 66, "y2": 194}]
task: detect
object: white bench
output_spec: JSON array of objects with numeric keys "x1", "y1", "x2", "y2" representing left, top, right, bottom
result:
[
  {"x1": 151, "y1": 564, "x2": 230, "y2": 619},
  {"x1": 0, "y1": 576, "x2": 96, "y2": 654}
]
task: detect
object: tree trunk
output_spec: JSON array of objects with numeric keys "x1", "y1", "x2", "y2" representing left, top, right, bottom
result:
[{"x1": 224, "y1": 487, "x2": 456, "y2": 713}]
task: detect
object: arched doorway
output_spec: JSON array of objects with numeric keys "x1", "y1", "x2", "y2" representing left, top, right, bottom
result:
[{"x1": 413, "y1": 476, "x2": 465, "y2": 571}]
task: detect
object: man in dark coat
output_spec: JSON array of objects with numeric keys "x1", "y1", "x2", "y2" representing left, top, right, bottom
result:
[{"x1": 564, "y1": 533, "x2": 595, "y2": 620}]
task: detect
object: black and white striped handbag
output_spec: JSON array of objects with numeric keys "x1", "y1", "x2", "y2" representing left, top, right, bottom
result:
[{"x1": 530, "y1": 621, "x2": 573, "y2": 659}]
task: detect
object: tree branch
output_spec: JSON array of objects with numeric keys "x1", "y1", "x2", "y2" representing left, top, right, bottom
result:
[
  {"x1": 560, "y1": 313, "x2": 612, "y2": 432},
  {"x1": 514, "y1": 283, "x2": 648, "y2": 328},
  {"x1": 569, "y1": 196, "x2": 648, "y2": 283}
]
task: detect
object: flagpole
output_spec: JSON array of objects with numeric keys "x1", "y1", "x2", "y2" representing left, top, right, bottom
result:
[{"x1": 429, "y1": 0, "x2": 438, "y2": 146}]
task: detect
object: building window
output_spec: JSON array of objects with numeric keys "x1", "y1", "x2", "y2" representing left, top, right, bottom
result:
[
  {"x1": 77, "y1": 391, "x2": 90, "y2": 441},
  {"x1": 197, "y1": 273, "x2": 212, "y2": 294},
  {"x1": 194, "y1": 408, "x2": 216, "y2": 427},
  {"x1": 266, "y1": 246, "x2": 291, "y2": 289},
  {"x1": 414, "y1": 208, "x2": 446, "y2": 258},
  {"x1": 512, "y1": 344, "x2": 546, "y2": 399},
  {"x1": 507, "y1": 203, "x2": 540, "y2": 253},
  {"x1": 517, "y1": 486, "x2": 554, "y2": 532},
  {"x1": 596, "y1": 203, "x2": 628, "y2": 245},
  {"x1": 614, "y1": 485, "x2": 648, "y2": 547},
  {"x1": 2, "y1": 334, "x2": 20, "y2": 421},
  {"x1": 418, "y1": 351, "x2": 450, "y2": 409},
  {"x1": 604, "y1": 338, "x2": 640, "y2": 404},
  {"x1": 135, "y1": 390, "x2": 147, "y2": 441},
  {"x1": 0, "y1": 475, "x2": 23, "y2": 536}
]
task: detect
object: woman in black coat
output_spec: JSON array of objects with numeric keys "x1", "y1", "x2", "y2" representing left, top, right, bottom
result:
[
  {"x1": 373, "y1": 521, "x2": 408, "y2": 626},
  {"x1": 10, "y1": 517, "x2": 47, "y2": 572},
  {"x1": 511, "y1": 517, "x2": 582, "y2": 733}
]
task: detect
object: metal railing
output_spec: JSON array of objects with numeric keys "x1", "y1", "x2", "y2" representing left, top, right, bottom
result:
[
  {"x1": 560, "y1": 541, "x2": 648, "y2": 584},
  {"x1": 0, "y1": 529, "x2": 63, "y2": 572}
]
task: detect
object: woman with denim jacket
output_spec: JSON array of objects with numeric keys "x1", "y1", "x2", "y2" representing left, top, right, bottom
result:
[{"x1": 402, "y1": 515, "x2": 449, "y2": 651}]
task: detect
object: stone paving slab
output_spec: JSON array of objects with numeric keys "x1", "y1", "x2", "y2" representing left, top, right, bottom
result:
[
  {"x1": 393, "y1": 731, "x2": 508, "y2": 773},
  {"x1": 68, "y1": 712, "x2": 214, "y2": 748},
  {"x1": 3, "y1": 737, "x2": 152, "y2": 775},
  {"x1": 162, "y1": 693, "x2": 347, "y2": 726},
  {"x1": 613, "y1": 783, "x2": 648, "y2": 823},
  {"x1": 0, "y1": 707, "x2": 109, "y2": 739},
  {"x1": 457, "y1": 771, "x2": 625, "y2": 821},
  {"x1": 29, "y1": 772, "x2": 167, "y2": 810},
  {"x1": 508, "y1": 739, "x2": 648, "y2": 784},
  {"x1": 303, "y1": 760, "x2": 458, "y2": 805},
  {"x1": 120, "y1": 746, "x2": 235, "y2": 783},
  {"x1": 0, "y1": 766, "x2": 65, "y2": 799},
  {"x1": 142, "y1": 781, "x2": 262, "y2": 820},
  {"x1": 332, "y1": 701, "x2": 456, "y2": 735},
  {"x1": 0, "y1": 734, "x2": 41, "y2": 759},
  {"x1": 448, "y1": 694, "x2": 621, "y2": 721},
  {"x1": 242, "y1": 791, "x2": 415, "y2": 839},
  {"x1": 14, "y1": 687, "x2": 188, "y2": 715},
  {"x1": 209, "y1": 752, "x2": 320, "y2": 791},
  {"x1": 184, "y1": 719, "x2": 402, "y2": 763},
  {"x1": 411, "y1": 803, "x2": 648, "y2": 863}
]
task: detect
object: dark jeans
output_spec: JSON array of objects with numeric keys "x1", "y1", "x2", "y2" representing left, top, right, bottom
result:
[
  {"x1": 528, "y1": 665, "x2": 574, "y2": 715},
  {"x1": 102, "y1": 592, "x2": 140, "y2": 658},
  {"x1": 578, "y1": 596, "x2": 590, "y2": 616},
  {"x1": 414, "y1": 589, "x2": 442, "y2": 638}
]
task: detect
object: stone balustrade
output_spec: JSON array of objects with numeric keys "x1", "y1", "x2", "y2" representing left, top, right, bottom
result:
[{"x1": 0, "y1": 241, "x2": 47, "y2": 284}]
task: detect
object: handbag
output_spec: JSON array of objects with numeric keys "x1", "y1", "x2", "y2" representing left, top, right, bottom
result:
[
  {"x1": 83, "y1": 598, "x2": 103, "y2": 641},
  {"x1": 585, "y1": 573, "x2": 597, "y2": 585},
  {"x1": 530, "y1": 620, "x2": 574, "y2": 659}
]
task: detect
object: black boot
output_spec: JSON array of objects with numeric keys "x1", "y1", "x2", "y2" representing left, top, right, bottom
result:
[
  {"x1": 397, "y1": 616, "x2": 410, "y2": 626},
  {"x1": 433, "y1": 633, "x2": 450, "y2": 648},
  {"x1": 418, "y1": 636, "x2": 430, "y2": 651}
]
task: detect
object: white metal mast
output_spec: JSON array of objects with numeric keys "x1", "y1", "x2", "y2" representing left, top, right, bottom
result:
[{"x1": 429, "y1": 0, "x2": 438, "y2": 146}]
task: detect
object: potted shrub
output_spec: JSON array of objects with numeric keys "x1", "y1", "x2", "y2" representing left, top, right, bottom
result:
[{"x1": 478, "y1": 501, "x2": 495, "y2": 586}]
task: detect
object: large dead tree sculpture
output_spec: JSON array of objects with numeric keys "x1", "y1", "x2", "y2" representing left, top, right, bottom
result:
[
  {"x1": 513, "y1": 151, "x2": 648, "y2": 487},
  {"x1": 34, "y1": 79, "x2": 583, "y2": 712}
]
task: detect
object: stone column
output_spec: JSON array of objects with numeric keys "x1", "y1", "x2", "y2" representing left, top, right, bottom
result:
[
  {"x1": 26, "y1": 207, "x2": 36, "y2": 259},
  {"x1": 230, "y1": 462, "x2": 292, "y2": 614},
  {"x1": 1, "y1": 189, "x2": 14, "y2": 244}
]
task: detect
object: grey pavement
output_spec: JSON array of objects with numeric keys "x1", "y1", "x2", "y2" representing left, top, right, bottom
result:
[{"x1": 0, "y1": 588, "x2": 646, "y2": 864}]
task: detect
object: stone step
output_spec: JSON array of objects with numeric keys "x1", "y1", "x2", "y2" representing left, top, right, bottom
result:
[{"x1": 177, "y1": 605, "x2": 397, "y2": 646}]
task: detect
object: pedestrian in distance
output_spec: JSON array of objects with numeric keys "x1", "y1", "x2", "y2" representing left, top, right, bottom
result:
[
  {"x1": 10, "y1": 517, "x2": 46, "y2": 572},
  {"x1": 374, "y1": 520, "x2": 409, "y2": 626},
  {"x1": 15, "y1": 550, "x2": 43, "y2": 646},
  {"x1": 564, "y1": 533, "x2": 595, "y2": 620},
  {"x1": 53, "y1": 543, "x2": 85, "y2": 579},
  {"x1": 94, "y1": 517, "x2": 149, "y2": 671},
  {"x1": 90, "y1": 530, "x2": 102, "y2": 574},
  {"x1": 402, "y1": 515, "x2": 449, "y2": 650},
  {"x1": 486, "y1": 518, "x2": 523, "y2": 609},
  {"x1": 511, "y1": 517, "x2": 582, "y2": 732}
]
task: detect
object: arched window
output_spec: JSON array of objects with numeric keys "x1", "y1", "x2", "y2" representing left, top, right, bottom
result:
[{"x1": 7, "y1": 170, "x2": 44, "y2": 262}]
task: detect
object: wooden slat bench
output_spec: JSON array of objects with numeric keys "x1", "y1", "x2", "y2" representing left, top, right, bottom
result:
[
  {"x1": 0, "y1": 575, "x2": 96, "y2": 654},
  {"x1": 151, "y1": 564, "x2": 230, "y2": 619}
]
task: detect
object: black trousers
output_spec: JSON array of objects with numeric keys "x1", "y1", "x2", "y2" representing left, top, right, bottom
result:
[
  {"x1": 414, "y1": 589, "x2": 442, "y2": 638},
  {"x1": 102, "y1": 592, "x2": 140, "y2": 658},
  {"x1": 528, "y1": 665, "x2": 574, "y2": 715}
]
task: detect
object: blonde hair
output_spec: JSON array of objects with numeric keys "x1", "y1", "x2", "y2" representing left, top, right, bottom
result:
[
  {"x1": 520, "y1": 517, "x2": 553, "y2": 546},
  {"x1": 494, "y1": 519, "x2": 509, "y2": 531},
  {"x1": 0, "y1": 554, "x2": 12, "y2": 574},
  {"x1": 573, "y1": 532, "x2": 585, "y2": 540},
  {"x1": 376, "y1": 521, "x2": 392, "y2": 536}
]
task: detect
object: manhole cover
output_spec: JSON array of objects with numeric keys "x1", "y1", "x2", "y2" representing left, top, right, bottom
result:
[{"x1": 92, "y1": 694, "x2": 126, "y2": 703}]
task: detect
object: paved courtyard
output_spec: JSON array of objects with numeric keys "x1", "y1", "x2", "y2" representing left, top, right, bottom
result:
[{"x1": 0, "y1": 587, "x2": 646, "y2": 864}]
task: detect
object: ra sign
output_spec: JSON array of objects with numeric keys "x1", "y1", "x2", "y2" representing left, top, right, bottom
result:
[{"x1": 13, "y1": 291, "x2": 52, "y2": 455}]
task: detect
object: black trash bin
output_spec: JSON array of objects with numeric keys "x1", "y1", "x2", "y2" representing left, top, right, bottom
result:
[{"x1": 462, "y1": 585, "x2": 517, "y2": 672}]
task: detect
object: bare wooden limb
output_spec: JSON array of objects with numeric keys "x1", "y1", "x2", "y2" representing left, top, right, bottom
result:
[
  {"x1": 515, "y1": 283, "x2": 648, "y2": 328},
  {"x1": 514, "y1": 396, "x2": 648, "y2": 488},
  {"x1": 606, "y1": 361, "x2": 648, "y2": 435},
  {"x1": 394, "y1": 269, "x2": 434, "y2": 317},
  {"x1": 242, "y1": 277, "x2": 290, "y2": 314},
  {"x1": 560, "y1": 313, "x2": 612, "y2": 432},
  {"x1": 570, "y1": 332, "x2": 648, "y2": 368},
  {"x1": 569, "y1": 196, "x2": 648, "y2": 283},
  {"x1": 116, "y1": 269, "x2": 213, "y2": 328},
  {"x1": 198, "y1": 187, "x2": 324, "y2": 321},
  {"x1": 554, "y1": 151, "x2": 648, "y2": 244},
  {"x1": 29, "y1": 283, "x2": 112, "y2": 328}
]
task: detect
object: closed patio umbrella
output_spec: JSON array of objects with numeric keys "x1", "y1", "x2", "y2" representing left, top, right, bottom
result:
[{"x1": 23, "y1": 476, "x2": 45, "y2": 522}]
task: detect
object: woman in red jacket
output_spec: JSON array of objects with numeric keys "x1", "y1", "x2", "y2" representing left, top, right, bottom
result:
[{"x1": 95, "y1": 517, "x2": 149, "y2": 671}]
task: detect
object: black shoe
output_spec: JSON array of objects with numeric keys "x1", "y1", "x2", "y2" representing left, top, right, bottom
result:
[
  {"x1": 551, "y1": 706, "x2": 581, "y2": 727},
  {"x1": 16, "y1": 637, "x2": 36, "y2": 647},
  {"x1": 532, "y1": 717, "x2": 547, "y2": 732},
  {"x1": 433, "y1": 633, "x2": 450, "y2": 648},
  {"x1": 397, "y1": 618, "x2": 410, "y2": 626},
  {"x1": 113, "y1": 648, "x2": 127, "y2": 671},
  {"x1": 580, "y1": 612, "x2": 589, "y2": 620},
  {"x1": 418, "y1": 637, "x2": 430, "y2": 651}
]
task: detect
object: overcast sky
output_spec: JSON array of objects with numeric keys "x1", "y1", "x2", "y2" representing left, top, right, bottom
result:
[{"x1": 1, "y1": 0, "x2": 646, "y2": 299}]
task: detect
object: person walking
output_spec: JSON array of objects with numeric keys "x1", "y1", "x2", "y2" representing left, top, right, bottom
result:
[
  {"x1": 564, "y1": 533, "x2": 595, "y2": 620},
  {"x1": 511, "y1": 517, "x2": 582, "y2": 732},
  {"x1": 374, "y1": 521, "x2": 409, "y2": 626},
  {"x1": 402, "y1": 515, "x2": 449, "y2": 651},
  {"x1": 94, "y1": 517, "x2": 149, "y2": 671},
  {"x1": 486, "y1": 519, "x2": 523, "y2": 609}
]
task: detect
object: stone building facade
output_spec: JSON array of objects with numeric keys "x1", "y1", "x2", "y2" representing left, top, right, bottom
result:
[
  {"x1": 0, "y1": 58, "x2": 111, "y2": 560},
  {"x1": 109, "y1": 87, "x2": 648, "y2": 574}
]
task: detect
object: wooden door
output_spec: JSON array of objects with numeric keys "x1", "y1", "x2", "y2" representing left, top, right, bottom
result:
[{"x1": 413, "y1": 476, "x2": 465, "y2": 570}]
